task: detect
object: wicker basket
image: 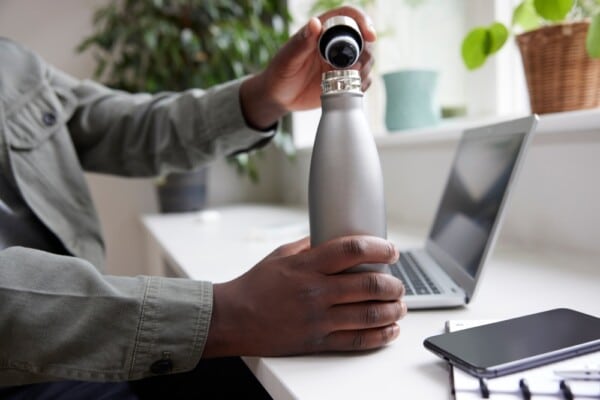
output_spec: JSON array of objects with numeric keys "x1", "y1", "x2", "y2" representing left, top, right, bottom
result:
[{"x1": 516, "y1": 21, "x2": 600, "y2": 114}]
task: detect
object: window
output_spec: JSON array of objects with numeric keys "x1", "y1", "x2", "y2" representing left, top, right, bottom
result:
[{"x1": 287, "y1": 0, "x2": 529, "y2": 148}]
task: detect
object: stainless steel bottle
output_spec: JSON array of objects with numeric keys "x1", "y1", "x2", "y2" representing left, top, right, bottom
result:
[{"x1": 308, "y1": 69, "x2": 388, "y2": 273}]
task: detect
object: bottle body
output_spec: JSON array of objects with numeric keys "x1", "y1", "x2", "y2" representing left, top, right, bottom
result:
[{"x1": 308, "y1": 89, "x2": 388, "y2": 273}]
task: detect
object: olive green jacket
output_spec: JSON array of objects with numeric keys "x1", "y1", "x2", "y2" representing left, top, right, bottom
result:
[{"x1": 0, "y1": 38, "x2": 274, "y2": 385}]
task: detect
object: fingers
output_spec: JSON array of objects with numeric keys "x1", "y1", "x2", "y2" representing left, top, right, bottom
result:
[
  {"x1": 322, "y1": 324, "x2": 400, "y2": 352},
  {"x1": 276, "y1": 17, "x2": 321, "y2": 67},
  {"x1": 355, "y1": 54, "x2": 374, "y2": 91},
  {"x1": 361, "y1": 75, "x2": 372, "y2": 92},
  {"x1": 298, "y1": 236, "x2": 398, "y2": 274},
  {"x1": 356, "y1": 56, "x2": 374, "y2": 82},
  {"x1": 356, "y1": 41, "x2": 374, "y2": 77},
  {"x1": 325, "y1": 300, "x2": 407, "y2": 332},
  {"x1": 324, "y1": 272, "x2": 405, "y2": 304}
]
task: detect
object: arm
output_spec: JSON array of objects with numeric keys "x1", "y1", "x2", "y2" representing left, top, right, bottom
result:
[
  {"x1": 0, "y1": 236, "x2": 405, "y2": 385},
  {"x1": 57, "y1": 71, "x2": 275, "y2": 177},
  {"x1": 0, "y1": 7, "x2": 390, "y2": 386},
  {"x1": 60, "y1": 6, "x2": 375, "y2": 177},
  {"x1": 0, "y1": 247, "x2": 212, "y2": 384}
]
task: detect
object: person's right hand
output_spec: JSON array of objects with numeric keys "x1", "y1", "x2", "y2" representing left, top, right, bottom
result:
[
  {"x1": 203, "y1": 235, "x2": 406, "y2": 357},
  {"x1": 239, "y1": 6, "x2": 376, "y2": 130}
]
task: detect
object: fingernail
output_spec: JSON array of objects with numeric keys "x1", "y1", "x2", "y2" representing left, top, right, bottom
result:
[
  {"x1": 365, "y1": 15, "x2": 376, "y2": 36},
  {"x1": 302, "y1": 24, "x2": 310, "y2": 39},
  {"x1": 303, "y1": 17, "x2": 318, "y2": 39},
  {"x1": 389, "y1": 243, "x2": 399, "y2": 262},
  {"x1": 391, "y1": 324, "x2": 400, "y2": 339},
  {"x1": 401, "y1": 301, "x2": 408, "y2": 317}
]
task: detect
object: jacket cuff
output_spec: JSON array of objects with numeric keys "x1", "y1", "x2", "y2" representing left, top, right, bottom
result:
[
  {"x1": 129, "y1": 276, "x2": 213, "y2": 379},
  {"x1": 202, "y1": 78, "x2": 276, "y2": 155}
]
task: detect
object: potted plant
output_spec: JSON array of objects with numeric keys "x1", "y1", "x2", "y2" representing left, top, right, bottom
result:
[
  {"x1": 461, "y1": 0, "x2": 600, "y2": 114},
  {"x1": 78, "y1": 0, "x2": 293, "y2": 212},
  {"x1": 379, "y1": 0, "x2": 442, "y2": 131}
]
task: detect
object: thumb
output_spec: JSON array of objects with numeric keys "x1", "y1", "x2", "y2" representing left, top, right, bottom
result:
[{"x1": 276, "y1": 17, "x2": 322, "y2": 67}]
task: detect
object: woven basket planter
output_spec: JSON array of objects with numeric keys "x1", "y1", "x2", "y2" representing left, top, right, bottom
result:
[{"x1": 516, "y1": 21, "x2": 600, "y2": 114}]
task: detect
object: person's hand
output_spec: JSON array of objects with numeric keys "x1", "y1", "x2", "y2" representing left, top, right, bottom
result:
[
  {"x1": 240, "y1": 6, "x2": 376, "y2": 129},
  {"x1": 203, "y1": 235, "x2": 406, "y2": 357}
]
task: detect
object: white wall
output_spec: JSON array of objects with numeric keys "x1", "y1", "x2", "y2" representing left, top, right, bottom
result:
[{"x1": 0, "y1": 0, "x2": 281, "y2": 276}]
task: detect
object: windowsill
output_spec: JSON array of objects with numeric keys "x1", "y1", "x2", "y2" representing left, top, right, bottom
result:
[{"x1": 295, "y1": 108, "x2": 600, "y2": 154}]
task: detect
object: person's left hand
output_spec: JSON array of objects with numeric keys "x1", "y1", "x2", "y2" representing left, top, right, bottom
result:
[{"x1": 240, "y1": 6, "x2": 376, "y2": 130}]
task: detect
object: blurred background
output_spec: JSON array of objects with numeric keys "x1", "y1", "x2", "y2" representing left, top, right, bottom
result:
[{"x1": 1, "y1": 0, "x2": 597, "y2": 277}]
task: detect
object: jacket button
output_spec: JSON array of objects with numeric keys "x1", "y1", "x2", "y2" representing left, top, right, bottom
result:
[
  {"x1": 42, "y1": 111, "x2": 57, "y2": 126},
  {"x1": 150, "y1": 359, "x2": 173, "y2": 375}
]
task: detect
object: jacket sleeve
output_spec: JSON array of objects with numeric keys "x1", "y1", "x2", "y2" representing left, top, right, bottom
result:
[
  {"x1": 49, "y1": 67, "x2": 276, "y2": 177},
  {"x1": 0, "y1": 246, "x2": 212, "y2": 385}
]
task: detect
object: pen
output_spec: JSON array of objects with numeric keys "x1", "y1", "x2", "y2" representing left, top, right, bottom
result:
[{"x1": 554, "y1": 369, "x2": 600, "y2": 380}]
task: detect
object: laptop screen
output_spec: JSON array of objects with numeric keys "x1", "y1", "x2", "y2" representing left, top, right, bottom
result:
[{"x1": 428, "y1": 131, "x2": 526, "y2": 278}]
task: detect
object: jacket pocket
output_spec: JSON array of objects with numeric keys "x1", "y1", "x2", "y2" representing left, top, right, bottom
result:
[{"x1": 6, "y1": 82, "x2": 76, "y2": 150}]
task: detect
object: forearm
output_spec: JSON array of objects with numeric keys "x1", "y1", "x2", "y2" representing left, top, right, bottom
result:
[
  {"x1": 50, "y1": 68, "x2": 276, "y2": 177},
  {"x1": 0, "y1": 247, "x2": 212, "y2": 385}
]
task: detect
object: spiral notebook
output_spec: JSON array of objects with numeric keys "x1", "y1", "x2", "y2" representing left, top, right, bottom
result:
[{"x1": 446, "y1": 320, "x2": 600, "y2": 399}]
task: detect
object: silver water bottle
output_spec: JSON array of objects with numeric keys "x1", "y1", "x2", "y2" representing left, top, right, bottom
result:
[{"x1": 308, "y1": 68, "x2": 389, "y2": 273}]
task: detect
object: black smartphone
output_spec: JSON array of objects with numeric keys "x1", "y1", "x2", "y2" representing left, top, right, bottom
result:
[{"x1": 423, "y1": 308, "x2": 600, "y2": 378}]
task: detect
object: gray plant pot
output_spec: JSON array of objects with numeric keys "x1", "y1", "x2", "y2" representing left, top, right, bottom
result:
[{"x1": 157, "y1": 168, "x2": 208, "y2": 213}]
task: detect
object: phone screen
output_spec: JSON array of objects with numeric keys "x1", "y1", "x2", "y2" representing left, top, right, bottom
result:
[{"x1": 423, "y1": 308, "x2": 600, "y2": 378}]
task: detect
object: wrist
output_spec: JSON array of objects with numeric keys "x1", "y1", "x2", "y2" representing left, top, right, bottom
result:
[
  {"x1": 203, "y1": 283, "x2": 230, "y2": 357},
  {"x1": 240, "y1": 73, "x2": 287, "y2": 131},
  {"x1": 203, "y1": 282, "x2": 248, "y2": 358}
]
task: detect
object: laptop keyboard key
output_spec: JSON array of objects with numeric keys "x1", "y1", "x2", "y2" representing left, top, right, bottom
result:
[
  {"x1": 393, "y1": 252, "x2": 439, "y2": 296},
  {"x1": 390, "y1": 263, "x2": 414, "y2": 295}
]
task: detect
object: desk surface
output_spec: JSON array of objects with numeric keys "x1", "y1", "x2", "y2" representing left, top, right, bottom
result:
[{"x1": 142, "y1": 204, "x2": 600, "y2": 400}]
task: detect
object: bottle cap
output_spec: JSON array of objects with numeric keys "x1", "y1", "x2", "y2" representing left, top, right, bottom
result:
[
  {"x1": 318, "y1": 16, "x2": 363, "y2": 69},
  {"x1": 321, "y1": 69, "x2": 362, "y2": 95}
]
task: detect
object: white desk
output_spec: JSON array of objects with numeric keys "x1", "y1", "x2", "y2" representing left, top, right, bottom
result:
[{"x1": 142, "y1": 203, "x2": 600, "y2": 400}]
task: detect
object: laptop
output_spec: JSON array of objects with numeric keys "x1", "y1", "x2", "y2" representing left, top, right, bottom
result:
[{"x1": 390, "y1": 115, "x2": 538, "y2": 309}]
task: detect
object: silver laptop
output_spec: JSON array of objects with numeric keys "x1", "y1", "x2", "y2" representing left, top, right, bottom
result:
[{"x1": 390, "y1": 115, "x2": 538, "y2": 309}]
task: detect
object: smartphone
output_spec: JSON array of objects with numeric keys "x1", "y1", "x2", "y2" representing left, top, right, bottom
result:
[{"x1": 423, "y1": 308, "x2": 600, "y2": 378}]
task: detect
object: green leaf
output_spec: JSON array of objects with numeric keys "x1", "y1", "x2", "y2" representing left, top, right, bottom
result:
[
  {"x1": 462, "y1": 22, "x2": 509, "y2": 70},
  {"x1": 533, "y1": 0, "x2": 573, "y2": 22},
  {"x1": 512, "y1": 0, "x2": 542, "y2": 31},
  {"x1": 586, "y1": 13, "x2": 600, "y2": 58},
  {"x1": 488, "y1": 22, "x2": 509, "y2": 54},
  {"x1": 143, "y1": 31, "x2": 157, "y2": 50},
  {"x1": 93, "y1": 56, "x2": 107, "y2": 79},
  {"x1": 461, "y1": 27, "x2": 491, "y2": 70},
  {"x1": 309, "y1": 0, "x2": 345, "y2": 15}
]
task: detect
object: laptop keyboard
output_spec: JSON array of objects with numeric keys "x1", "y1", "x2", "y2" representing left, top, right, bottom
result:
[{"x1": 391, "y1": 252, "x2": 440, "y2": 296}]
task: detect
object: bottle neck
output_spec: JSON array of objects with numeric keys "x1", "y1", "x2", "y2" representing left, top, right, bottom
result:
[
  {"x1": 321, "y1": 70, "x2": 362, "y2": 95},
  {"x1": 320, "y1": 69, "x2": 363, "y2": 110},
  {"x1": 320, "y1": 91, "x2": 363, "y2": 111}
]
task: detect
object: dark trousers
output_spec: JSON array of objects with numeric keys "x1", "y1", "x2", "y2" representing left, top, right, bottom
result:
[{"x1": 0, "y1": 357, "x2": 272, "y2": 400}]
